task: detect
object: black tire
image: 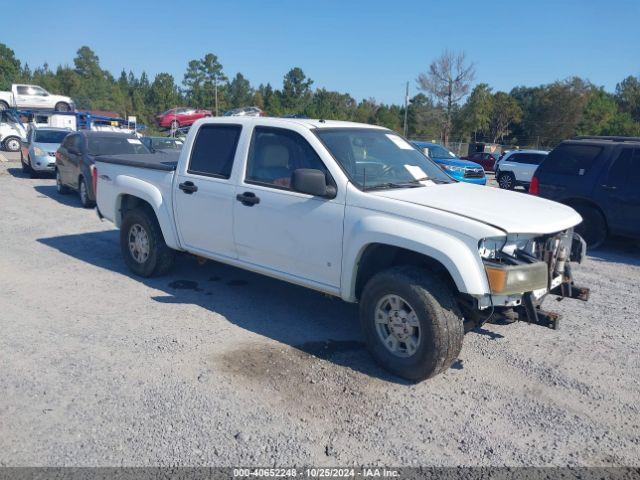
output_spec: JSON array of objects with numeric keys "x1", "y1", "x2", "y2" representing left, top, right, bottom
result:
[
  {"x1": 0, "y1": 100, "x2": 9, "y2": 110},
  {"x1": 55, "y1": 102, "x2": 70, "y2": 112},
  {"x1": 21, "y1": 154, "x2": 29, "y2": 174},
  {"x1": 573, "y1": 204, "x2": 607, "y2": 249},
  {"x1": 25, "y1": 155, "x2": 38, "y2": 178},
  {"x1": 3, "y1": 136, "x2": 21, "y2": 152},
  {"x1": 359, "y1": 266, "x2": 464, "y2": 381},
  {"x1": 120, "y1": 207, "x2": 175, "y2": 277},
  {"x1": 497, "y1": 171, "x2": 516, "y2": 190},
  {"x1": 78, "y1": 176, "x2": 95, "y2": 208},
  {"x1": 55, "y1": 169, "x2": 70, "y2": 194}
]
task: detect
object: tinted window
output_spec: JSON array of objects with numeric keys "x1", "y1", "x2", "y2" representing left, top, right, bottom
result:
[
  {"x1": 247, "y1": 127, "x2": 328, "y2": 189},
  {"x1": 188, "y1": 124, "x2": 241, "y2": 178},
  {"x1": 87, "y1": 136, "x2": 150, "y2": 155},
  {"x1": 631, "y1": 150, "x2": 640, "y2": 185},
  {"x1": 542, "y1": 144, "x2": 603, "y2": 175},
  {"x1": 34, "y1": 130, "x2": 69, "y2": 144},
  {"x1": 510, "y1": 153, "x2": 546, "y2": 165},
  {"x1": 16, "y1": 86, "x2": 29, "y2": 95},
  {"x1": 606, "y1": 149, "x2": 632, "y2": 187}
]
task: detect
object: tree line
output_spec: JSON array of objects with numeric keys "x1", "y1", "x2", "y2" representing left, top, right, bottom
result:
[{"x1": 1, "y1": 43, "x2": 639, "y2": 146}]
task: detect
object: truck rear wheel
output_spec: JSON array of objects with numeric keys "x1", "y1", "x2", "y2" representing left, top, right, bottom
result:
[
  {"x1": 360, "y1": 266, "x2": 464, "y2": 381},
  {"x1": 0, "y1": 101, "x2": 8, "y2": 110},
  {"x1": 120, "y1": 207, "x2": 175, "y2": 277}
]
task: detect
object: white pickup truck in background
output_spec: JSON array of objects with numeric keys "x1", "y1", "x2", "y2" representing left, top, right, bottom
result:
[
  {"x1": 0, "y1": 84, "x2": 75, "y2": 112},
  {"x1": 94, "y1": 117, "x2": 590, "y2": 381}
]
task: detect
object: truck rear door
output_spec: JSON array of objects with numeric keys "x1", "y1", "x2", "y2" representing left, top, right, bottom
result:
[{"x1": 173, "y1": 123, "x2": 242, "y2": 259}]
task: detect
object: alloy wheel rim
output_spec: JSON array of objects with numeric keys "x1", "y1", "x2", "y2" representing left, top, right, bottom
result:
[
  {"x1": 128, "y1": 224, "x2": 150, "y2": 263},
  {"x1": 500, "y1": 175, "x2": 512, "y2": 188},
  {"x1": 7, "y1": 139, "x2": 19, "y2": 151},
  {"x1": 374, "y1": 294, "x2": 421, "y2": 358}
]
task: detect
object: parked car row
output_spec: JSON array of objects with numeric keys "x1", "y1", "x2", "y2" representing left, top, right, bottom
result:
[{"x1": 17, "y1": 124, "x2": 183, "y2": 207}]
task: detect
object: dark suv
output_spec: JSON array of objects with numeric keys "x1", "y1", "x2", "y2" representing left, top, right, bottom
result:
[{"x1": 530, "y1": 136, "x2": 640, "y2": 248}]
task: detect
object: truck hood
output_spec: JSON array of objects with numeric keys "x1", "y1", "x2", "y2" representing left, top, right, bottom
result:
[{"x1": 371, "y1": 182, "x2": 582, "y2": 235}]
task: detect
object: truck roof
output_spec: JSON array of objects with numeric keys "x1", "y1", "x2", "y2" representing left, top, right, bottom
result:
[{"x1": 198, "y1": 116, "x2": 387, "y2": 131}]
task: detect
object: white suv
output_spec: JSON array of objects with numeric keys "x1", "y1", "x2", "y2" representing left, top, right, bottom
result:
[{"x1": 495, "y1": 150, "x2": 548, "y2": 190}]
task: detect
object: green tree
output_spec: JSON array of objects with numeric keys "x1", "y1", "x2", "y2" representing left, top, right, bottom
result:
[
  {"x1": 615, "y1": 75, "x2": 640, "y2": 121},
  {"x1": 489, "y1": 92, "x2": 521, "y2": 143},
  {"x1": 148, "y1": 73, "x2": 181, "y2": 114},
  {"x1": 227, "y1": 73, "x2": 254, "y2": 109},
  {"x1": 182, "y1": 59, "x2": 205, "y2": 107},
  {"x1": 407, "y1": 94, "x2": 444, "y2": 139},
  {"x1": 460, "y1": 83, "x2": 493, "y2": 140},
  {"x1": 0, "y1": 43, "x2": 21, "y2": 90},
  {"x1": 281, "y1": 67, "x2": 313, "y2": 113}
]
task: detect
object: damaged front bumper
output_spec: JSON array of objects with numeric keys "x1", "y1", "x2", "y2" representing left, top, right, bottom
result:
[{"x1": 468, "y1": 230, "x2": 590, "y2": 330}]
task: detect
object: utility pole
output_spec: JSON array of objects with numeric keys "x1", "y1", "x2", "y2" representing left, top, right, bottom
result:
[{"x1": 403, "y1": 81, "x2": 409, "y2": 137}]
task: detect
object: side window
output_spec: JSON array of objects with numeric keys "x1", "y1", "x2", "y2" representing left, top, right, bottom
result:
[
  {"x1": 543, "y1": 144, "x2": 603, "y2": 176},
  {"x1": 631, "y1": 149, "x2": 640, "y2": 185},
  {"x1": 507, "y1": 153, "x2": 522, "y2": 163},
  {"x1": 531, "y1": 154, "x2": 547, "y2": 165},
  {"x1": 16, "y1": 86, "x2": 29, "y2": 95},
  {"x1": 606, "y1": 149, "x2": 633, "y2": 187},
  {"x1": 188, "y1": 124, "x2": 241, "y2": 178},
  {"x1": 246, "y1": 127, "x2": 329, "y2": 190}
]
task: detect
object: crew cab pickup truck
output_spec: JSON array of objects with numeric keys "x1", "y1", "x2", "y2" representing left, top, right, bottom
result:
[
  {"x1": 0, "y1": 84, "x2": 75, "y2": 112},
  {"x1": 94, "y1": 117, "x2": 590, "y2": 381}
]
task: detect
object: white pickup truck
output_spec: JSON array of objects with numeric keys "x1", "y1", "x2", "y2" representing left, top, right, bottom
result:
[
  {"x1": 0, "y1": 84, "x2": 75, "y2": 112},
  {"x1": 94, "y1": 117, "x2": 590, "y2": 381}
]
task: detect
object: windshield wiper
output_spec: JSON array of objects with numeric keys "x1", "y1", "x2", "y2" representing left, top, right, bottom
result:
[{"x1": 363, "y1": 181, "x2": 424, "y2": 191}]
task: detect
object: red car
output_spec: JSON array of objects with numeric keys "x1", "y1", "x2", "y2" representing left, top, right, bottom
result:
[
  {"x1": 156, "y1": 107, "x2": 212, "y2": 129},
  {"x1": 461, "y1": 152, "x2": 500, "y2": 172}
]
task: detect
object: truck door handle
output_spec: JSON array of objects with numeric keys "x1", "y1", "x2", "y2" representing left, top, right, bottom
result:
[
  {"x1": 601, "y1": 184, "x2": 617, "y2": 191},
  {"x1": 179, "y1": 181, "x2": 198, "y2": 194},
  {"x1": 236, "y1": 191, "x2": 260, "y2": 206}
]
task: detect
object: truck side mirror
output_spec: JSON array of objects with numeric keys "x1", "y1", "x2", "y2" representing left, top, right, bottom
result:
[{"x1": 292, "y1": 168, "x2": 336, "y2": 198}]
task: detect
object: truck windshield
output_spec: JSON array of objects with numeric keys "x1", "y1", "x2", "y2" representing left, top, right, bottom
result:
[
  {"x1": 315, "y1": 128, "x2": 452, "y2": 189},
  {"x1": 34, "y1": 130, "x2": 69, "y2": 144},
  {"x1": 88, "y1": 136, "x2": 151, "y2": 156}
]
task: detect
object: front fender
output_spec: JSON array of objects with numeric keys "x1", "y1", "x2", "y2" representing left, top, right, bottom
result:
[
  {"x1": 113, "y1": 176, "x2": 180, "y2": 250},
  {"x1": 341, "y1": 214, "x2": 490, "y2": 301}
]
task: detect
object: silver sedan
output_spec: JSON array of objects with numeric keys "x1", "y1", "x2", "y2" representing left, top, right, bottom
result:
[{"x1": 21, "y1": 127, "x2": 72, "y2": 177}]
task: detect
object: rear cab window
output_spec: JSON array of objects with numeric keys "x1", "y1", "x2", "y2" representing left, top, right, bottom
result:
[
  {"x1": 540, "y1": 143, "x2": 603, "y2": 176},
  {"x1": 188, "y1": 124, "x2": 242, "y2": 178}
]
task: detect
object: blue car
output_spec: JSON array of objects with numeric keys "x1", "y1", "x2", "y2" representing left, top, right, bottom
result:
[{"x1": 412, "y1": 141, "x2": 486, "y2": 185}]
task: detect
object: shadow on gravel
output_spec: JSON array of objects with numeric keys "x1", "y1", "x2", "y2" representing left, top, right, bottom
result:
[
  {"x1": 6, "y1": 167, "x2": 27, "y2": 178},
  {"x1": 38, "y1": 230, "x2": 404, "y2": 384},
  {"x1": 33, "y1": 185, "x2": 84, "y2": 208},
  {"x1": 588, "y1": 237, "x2": 640, "y2": 267}
]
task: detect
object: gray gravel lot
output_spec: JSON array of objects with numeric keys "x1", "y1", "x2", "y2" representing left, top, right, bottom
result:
[{"x1": 0, "y1": 159, "x2": 638, "y2": 467}]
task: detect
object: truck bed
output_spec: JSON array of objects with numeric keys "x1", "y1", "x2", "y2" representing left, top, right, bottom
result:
[{"x1": 95, "y1": 153, "x2": 178, "y2": 171}]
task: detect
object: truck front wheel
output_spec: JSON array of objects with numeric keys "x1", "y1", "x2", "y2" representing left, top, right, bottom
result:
[
  {"x1": 120, "y1": 207, "x2": 175, "y2": 277},
  {"x1": 360, "y1": 266, "x2": 464, "y2": 381}
]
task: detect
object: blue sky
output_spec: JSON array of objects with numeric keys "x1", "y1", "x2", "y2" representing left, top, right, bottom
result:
[{"x1": 2, "y1": 0, "x2": 638, "y2": 104}]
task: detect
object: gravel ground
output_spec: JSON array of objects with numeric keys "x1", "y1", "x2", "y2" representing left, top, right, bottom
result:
[{"x1": 0, "y1": 159, "x2": 638, "y2": 467}]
